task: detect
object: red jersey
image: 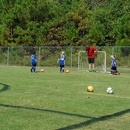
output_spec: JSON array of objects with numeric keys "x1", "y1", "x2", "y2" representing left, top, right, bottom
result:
[{"x1": 86, "y1": 46, "x2": 97, "y2": 58}]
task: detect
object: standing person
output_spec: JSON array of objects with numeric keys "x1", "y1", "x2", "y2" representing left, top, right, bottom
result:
[
  {"x1": 30, "y1": 51, "x2": 37, "y2": 73},
  {"x1": 57, "y1": 51, "x2": 66, "y2": 73},
  {"x1": 86, "y1": 44, "x2": 98, "y2": 72},
  {"x1": 110, "y1": 55, "x2": 120, "y2": 75}
]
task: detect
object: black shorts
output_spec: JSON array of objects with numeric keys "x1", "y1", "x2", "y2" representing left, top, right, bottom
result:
[
  {"x1": 32, "y1": 63, "x2": 36, "y2": 67},
  {"x1": 88, "y1": 58, "x2": 95, "y2": 63},
  {"x1": 111, "y1": 67, "x2": 117, "y2": 70},
  {"x1": 60, "y1": 65, "x2": 65, "y2": 67}
]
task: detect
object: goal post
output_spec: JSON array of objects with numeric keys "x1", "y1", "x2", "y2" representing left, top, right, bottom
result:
[{"x1": 78, "y1": 51, "x2": 106, "y2": 72}]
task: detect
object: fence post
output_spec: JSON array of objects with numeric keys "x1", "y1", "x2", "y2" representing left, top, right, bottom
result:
[
  {"x1": 112, "y1": 46, "x2": 114, "y2": 55},
  {"x1": 7, "y1": 47, "x2": 10, "y2": 66},
  {"x1": 70, "y1": 47, "x2": 73, "y2": 70},
  {"x1": 38, "y1": 46, "x2": 41, "y2": 68}
]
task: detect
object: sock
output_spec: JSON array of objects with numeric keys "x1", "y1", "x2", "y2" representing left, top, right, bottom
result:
[
  {"x1": 34, "y1": 67, "x2": 36, "y2": 72},
  {"x1": 60, "y1": 67, "x2": 62, "y2": 72},
  {"x1": 31, "y1": 67, "x2": 34, "y2": 72}
]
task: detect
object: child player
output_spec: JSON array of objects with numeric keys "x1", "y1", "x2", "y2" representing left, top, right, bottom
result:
[
  {"x1": 30, "y1": 51, "x2": 37, "y2": 73},
  {"x1": 110, "y1": 55, "x2": 120, "y2": 75},
  {"x1": 57, "y1": 51, "x2": 66, "y2": 73}
]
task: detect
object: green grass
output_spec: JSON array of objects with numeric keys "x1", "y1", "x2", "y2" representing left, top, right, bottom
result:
[{"x1": 0, "y1": 66, "x2": 130, "y2": 130}]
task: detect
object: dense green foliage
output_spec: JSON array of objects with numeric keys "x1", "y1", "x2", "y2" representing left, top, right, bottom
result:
[{"x1": 0, "y1": 0, "x2": 130, "y2": 46}]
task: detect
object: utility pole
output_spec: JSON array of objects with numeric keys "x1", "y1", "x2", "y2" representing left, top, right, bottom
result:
[{"x1": 91, "y1": 0, "x2": 96, "y2": 9}]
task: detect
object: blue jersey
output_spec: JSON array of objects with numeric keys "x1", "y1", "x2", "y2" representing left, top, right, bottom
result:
[
  {"x1": 111, "y1": 57, "x2": 117, "y2": 68},
  {"x1": 58, "y1": 55, "x2": 66, "y2": 66},
  {"x1": 31, "y1": 54, "x2": 37, "y2": 64}
]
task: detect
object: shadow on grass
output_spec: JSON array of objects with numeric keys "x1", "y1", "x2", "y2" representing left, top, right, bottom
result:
[
  {"x1": 0, "y1": 83, "x2": 10, "y2": 93},
  {"x1": 0, "y1": 103, "x2": 93, "y2": 119},
  {"x1": 56, "y1": 108, "x2": 130, "y2": 130},
  {"x1": 0, "y1": 103, "x2": 129, "y2": 130}
]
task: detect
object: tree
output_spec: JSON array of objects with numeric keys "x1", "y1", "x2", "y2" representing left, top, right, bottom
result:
[{"x1": 0, "y1": 0, "x2": 130, "y2": 46}]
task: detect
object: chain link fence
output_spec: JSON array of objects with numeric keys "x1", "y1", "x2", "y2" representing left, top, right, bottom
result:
[{"x1": 0, "y1": 46, "x2": 130, "y2": 73}]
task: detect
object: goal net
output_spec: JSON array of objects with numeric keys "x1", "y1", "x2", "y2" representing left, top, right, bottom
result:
[{"x1": 78, "y1": 51, "x2": 106, "y2": 72}]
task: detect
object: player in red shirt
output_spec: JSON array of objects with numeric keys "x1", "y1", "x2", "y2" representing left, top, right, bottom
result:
[{"x1": 86, "y1": 45, "x2": 98, "y2": 72}]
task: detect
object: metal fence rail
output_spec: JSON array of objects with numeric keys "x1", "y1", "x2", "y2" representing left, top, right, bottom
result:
[{"x1": 0, "y1": 46, "x2": 130, "y2": 72}]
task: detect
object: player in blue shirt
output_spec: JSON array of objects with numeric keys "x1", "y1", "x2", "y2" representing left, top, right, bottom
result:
[
  {"x1": 110, "y1": 55, "x2": 120, "y2": 75},
  {"x1": 30, "y1": 51, "x2": 37, "y2": 73},
  {"x1": 57, "y1": 51, "x2": 66, "y2": 73}
]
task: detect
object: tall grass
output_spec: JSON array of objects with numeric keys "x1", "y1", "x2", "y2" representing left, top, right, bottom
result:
[{"x1": 0, "y1": 66, "x2": 130, "y2": 130}]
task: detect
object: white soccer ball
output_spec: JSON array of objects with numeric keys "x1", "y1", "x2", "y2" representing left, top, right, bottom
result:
[{"x1": 106, "y1": 87, "x2": 114, "y2": 94}]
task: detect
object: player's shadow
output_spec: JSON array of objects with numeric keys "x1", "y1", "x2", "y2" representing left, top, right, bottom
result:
[
  {"x1": 0, "y1": 103, "x2": 129, "y2": 130},
  {"x1": 0, "y1": 83, "x2": 10, "y2": 93}
]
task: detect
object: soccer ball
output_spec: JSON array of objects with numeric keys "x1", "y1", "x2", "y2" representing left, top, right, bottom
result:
[
  {"x1": 87, "y1": 86, "x2": 94, "y2": 92},
  {"x1": 40, "y1": 69, "x2": 44, "y2": 72},
  {"x1": 65, "y1": 70, "x2": 69, "y2": 73},
  {"x1": 106, "y1": 87, "x2": 114, "y2": 94}
]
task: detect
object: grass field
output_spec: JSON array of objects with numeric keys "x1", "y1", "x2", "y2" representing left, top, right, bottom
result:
[{"x1": 0, "y1": 66, "x2": 130, "y2": 130}]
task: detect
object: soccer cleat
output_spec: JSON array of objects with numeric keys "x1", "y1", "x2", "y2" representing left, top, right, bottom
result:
[
  {"x1": 93, "y1": 70, "x2": 96, "y2": 72},
  {"x1": 30, "y1": 69, "x2": 32, "y2": 72}
]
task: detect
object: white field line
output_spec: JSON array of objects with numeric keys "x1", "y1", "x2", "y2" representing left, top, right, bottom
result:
[{"x1": 79, "y1": 91, "x2": 130, "y2": 99}]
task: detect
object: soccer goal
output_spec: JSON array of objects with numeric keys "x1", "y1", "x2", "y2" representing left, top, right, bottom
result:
[{"x1": 78, "y1": 51, "x2": 106, "y2": 72}]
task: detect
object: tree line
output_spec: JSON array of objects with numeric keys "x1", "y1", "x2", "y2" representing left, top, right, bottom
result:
[{"x1": 0, "y1": 0, "x2": 130, "y2": 46}]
